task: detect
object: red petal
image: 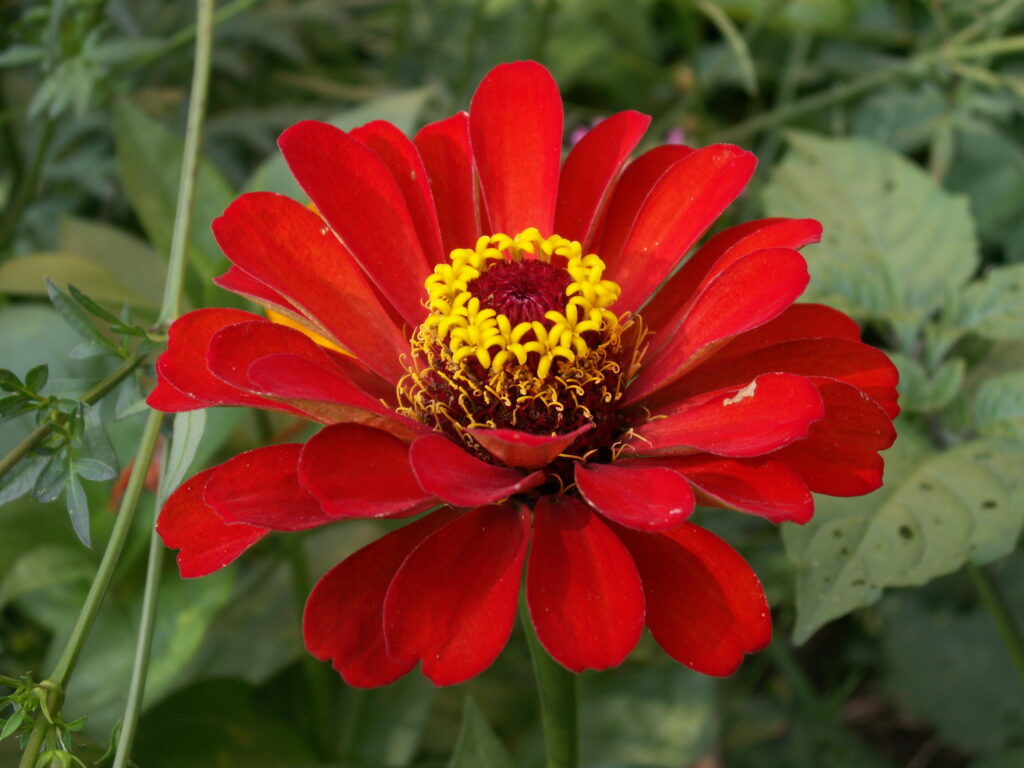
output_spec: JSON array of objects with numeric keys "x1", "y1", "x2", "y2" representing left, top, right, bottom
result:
[
  {"x1": 712, "y1": 302, "x2": 861, "y2": 361},
  {"x1": 470, "y1": 62, "x2": 562, "y2": 236},
  {"x1": 278, "y1": 121, "x2": 432, "y2": 327},
  {"x1": 468, "y1": 423, "x2": 593, "y2": 469},
  {"x1": 212, "y1": 192, "x2": 409, "y2": 383},
  {"x1": 213, "y1": 265, "x2": 299, "y2": 316},
  {"x1": 616, "y1": 522, "x2": 771, "y2": 675},
  {"x1": 351, "y1": 120, "x2": 445, "y2": 266},
  {"x1": 298, "y1": 424, "x2": 434, "y2": 519},
  {"x1": 773, "y1": 377, "x2": 896, "y2": 496},
  {"x1": 146, "y1": 377, "x2": 204, "y2": 412},
  {"x1": 414, "y1": 112, "x2": 480, "y2": 253},
  {"x1": 147, "y1": 308, "x2": 295, "y2": 413},
  {"x1": 206, "y1": 318, "x2": 337, "y2": 388},
  {"x1": 204, "y1": 444, "x2": 333, "y2": 531},
  {"x1": 247, "y1": 354, "x2": 426, "y2": 440},
  {"x1": 408, "y1": 434, "x2": 543, "y2": 507},
  {"x1": 527, "y1": 496, "x2": 644, "y2": 672},
  {"x1": 626, "y1": 247, "x2": 810, "y2": 404},
  {"x1": 384, "y1": 504, "x2": 529, "y2": 685},
  {"x1": 598, "y1": 145, "x2": 695, "y2": 272},
  {"x1": 304, "y1": 509, "x2": 459, "y2": 688},
  {"x1": 661, "y1": 337, "x2": 900, "y2": 420},
  {"x1": 632, "y1": 373, "x2": 825, "y2": 458},
  {"x1": 554, "y1": 110, "x2": 650, "y2": 250},
  {"x1": 575, "y1": 462, "x2": 693, "y2": 531},
  {"x1": 157, "y1": 468, "x2": 268, "y2": 578},
  {"x1": 632, "y1": 455, "x2": 813, "y2": 524},
  {"x1": 610, "y1": 145, "x2": 758, "y2": 313},
  {"x1": 642, "y1": 218, "x2": 822, "y2": 333}
]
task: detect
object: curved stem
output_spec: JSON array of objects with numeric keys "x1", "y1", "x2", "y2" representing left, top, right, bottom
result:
[
  {"x1": 520, "y1": 599, "x2": 578, "y2": 768},
  {"x1": 18, "y1": 409, "x2": 163, "y2": 768},
  {"x1": 967, "y1": 561, "x2": 1024, "y2": 683},
  {"x1": 0, "y1": 353, "x2": 145, "y2": 483}
]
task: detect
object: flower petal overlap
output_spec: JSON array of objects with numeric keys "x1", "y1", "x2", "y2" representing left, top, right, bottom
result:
[{"x1": 152, "y1": 60, "x2": 898, "y2": 686}]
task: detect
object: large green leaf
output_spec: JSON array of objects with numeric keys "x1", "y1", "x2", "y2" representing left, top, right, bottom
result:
[
  {"x1": 957, "y1": 263, "x2": 1024, "y2": 340},
  {"x1": 114, "y1": 100, "x2": 235, "y2": 282},
  {"x1": 762, "y1": 132, "x2": 978, "y2": 333},
  {"x1": 578, "y1": 658, "x2": 716, "y2": 767},
  {"x1": 882, "y1": 557, "x2": 1024, "y2": 753},
  {"x1": 132, "y1": 679, "x2": 317, "y2": 768},
  {"x1": 783, "y1": 428, "x2": 1024, "y2": 643},
  {"x1": 975, "y1": 370, "x2": 1024, "y2": 440},
  {"x1": 449, "y1": 697, "x2": 516, "y2": 768}
]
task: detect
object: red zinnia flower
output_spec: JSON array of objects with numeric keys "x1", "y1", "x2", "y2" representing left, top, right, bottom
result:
[{"x1": 150, "y1": 62, "x2": 898, "y2": 687}]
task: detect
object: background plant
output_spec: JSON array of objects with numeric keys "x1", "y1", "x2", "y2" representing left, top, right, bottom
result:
[{"x1": 2, "y1": 1, "x2": 1024, "y2": 767}]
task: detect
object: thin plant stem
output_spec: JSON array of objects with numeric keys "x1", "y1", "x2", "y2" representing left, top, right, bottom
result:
[
  {"x1": 18, "y1": 409, "x2": 164, "y2": 768},
  {"x1": 110, "y1": 2, "x2": 217, "y2": 764},
  {"x1": 110, "y1": 460, "x2": 168, "y2": 768},
  {"x1": 967, "y1": 562, "x2": 1024, "y2": 683},
  {"x1": 283, "y1": 535, "x2": 335, "y2": 759},
  {"x1": 715, "y1": 7, "x2": 1024, "y2": 145},
  {"x1": 520, "y1": 599, "x2": 578, "y2": 768},
  {"x1": 0, "y1": 352, "x2": 146, "y2": 483}
]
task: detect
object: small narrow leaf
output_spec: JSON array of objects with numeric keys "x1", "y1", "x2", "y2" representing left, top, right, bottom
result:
[
  {"x1": 67, "y1": 284, "x2": 121, "y2": 324},
  {"x1": 45, "y1": 279, "x2": 117, "y2": 351},
  {"x1": 66, "y1": 471, "x2": 92, "y2": 548},
  {"x1": 158, "y1": 410, "x2": 207, "y2": 501},
  {"x1": 449, "y1": 697, "x2": 516, "y2": 768},
  {"x1": 0, "y1": 369, "x2": 21, "y2": 392},
  {"x1": 34, "y1": 456, "x2": 68, "y2": 504},
  {"x1": 0, "y1": 456, "x2": 48, "y2": 506},
  {"x1": 82, "y1": 406, "x2": 118, "y2": 472},
  {"x1": 0, "y1": 706, "x2": 25, "y2": 740},
  {"x1": 74, "y1": 458, "x2": 116, "y2": 482}
]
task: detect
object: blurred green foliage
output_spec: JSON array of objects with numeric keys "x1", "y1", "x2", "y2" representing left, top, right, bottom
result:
[{"x1": 3, "y1": 0, "x2": 1024, "y2": 767}]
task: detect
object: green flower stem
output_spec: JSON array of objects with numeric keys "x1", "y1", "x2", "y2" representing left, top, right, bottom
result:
[
  {"x1": 111, "y1": 460, "x2": 168, "y2": 768},
  {"x1": 18, "y1": 408, "x2": 164, "y2": 768},
  {"x1": 283, "y1": 535, "x2": 335, "y2": 759},
  {"x1": 0, "y1": 352, "x2": 146, "y2": 484},
  {"x1": 520, "y1": 599, "x2": 578, "y2": 768},
  {"x1": 967, "y1": 562, "x2": 1024, "y2": 683},
  {"x1": 17, "y1": 1, "x2": 218, "y2": 763},
  {"x1": 109, "y1": 2, "x2": 218, "y2": 764}
]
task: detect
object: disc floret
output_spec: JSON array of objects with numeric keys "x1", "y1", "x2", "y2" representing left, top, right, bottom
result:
[{"x1": 400, "y1": 229, "x2": 646, "y2": 464}]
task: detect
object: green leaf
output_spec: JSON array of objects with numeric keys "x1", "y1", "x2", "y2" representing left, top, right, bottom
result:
[
  {"x1": 82, "y1": 405, "x2": 118, "y2": 474},
  {"x1": 131, "y1": 680, "x2": 316, "y2": 768},
  {"x1": 114, "y1": 100, "x2": 234, "y2": 282},
  {"x1": 449, "y1": 697, "x2": 516, "y2": 768},
  {"x1": 343, "y1": 672, "x2": 436, "y2": 765},
  {"x1": 762, "y1": 132, "x2": 978, "y2": 331},
  {"x1": 74, "y1": 458, "x2": 116, "y2": 482},
  {"x1": 158, "y1": 410, "x2": 207, "y2": 502},
  {"x1": 0, "y1": 456, "x2": 47, "y2": 507},
  {"x1": 24, "y1": 365, "x2": 48, "y2": 393},
  {"x1": 957, "y1": 263, "x2": 1024, "y2": 340},
  {"x1": 783, "y1": 429, "x2": 1024, "y2": 643},
  {"x1": 0, "y1": 369, "x2": 20, "y2": 392},
  {"x1": 975, "y1": 370, "x2": 1024, "y2": 440},
  {"x1": 243, "y1": 87, "x2": 435, "y2": 197},
  {"x1": 0, "y1": 545, "x2": 94, "y2": 610},
  {"x1": 44, "y1": 279, "x2": 116, "y2": 352},
  {"x1": 0, "y1": 253, "x2": 159, "y2": 311},
  {"x1": 579, "y1": 659, "x2": 715, "y2": 767},
  {"x1": 889, "y1": 354, "x2": 964, "y2": 413},
  {"x1": 882, "y1": 559, "x2": 1024, "y2": 753},
  {"x1": 0, "y1": 705, "x2": 25, "y2": 740},
  {"x1": 65, "y1": 471, "x2": 91, "y2": 548},
  {"x1": 0, "y1": 44, "x2": 44, "y2": 68}
]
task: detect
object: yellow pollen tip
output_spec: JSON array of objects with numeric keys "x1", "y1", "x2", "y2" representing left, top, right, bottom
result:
[{"x1": 419, "y1": 229, "x2": 623, "y2": 380}]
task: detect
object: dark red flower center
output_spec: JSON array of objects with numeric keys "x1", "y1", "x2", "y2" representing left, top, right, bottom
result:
[{"x1": 466, "y1": 260, "x2": 571, "y2": 326}]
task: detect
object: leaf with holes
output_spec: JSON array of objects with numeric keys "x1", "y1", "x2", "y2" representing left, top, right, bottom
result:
[
  {"x1": 782, "y1": 427, "x2": 1024, "y2": 643},
  {"x1": 763, "y1": 132, "x2": 978, "y2": 332}
]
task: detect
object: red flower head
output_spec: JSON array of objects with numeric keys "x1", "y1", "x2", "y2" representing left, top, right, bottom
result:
[{"x1": 151, "y1": 62, "x2": 898, "y2": 687}]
